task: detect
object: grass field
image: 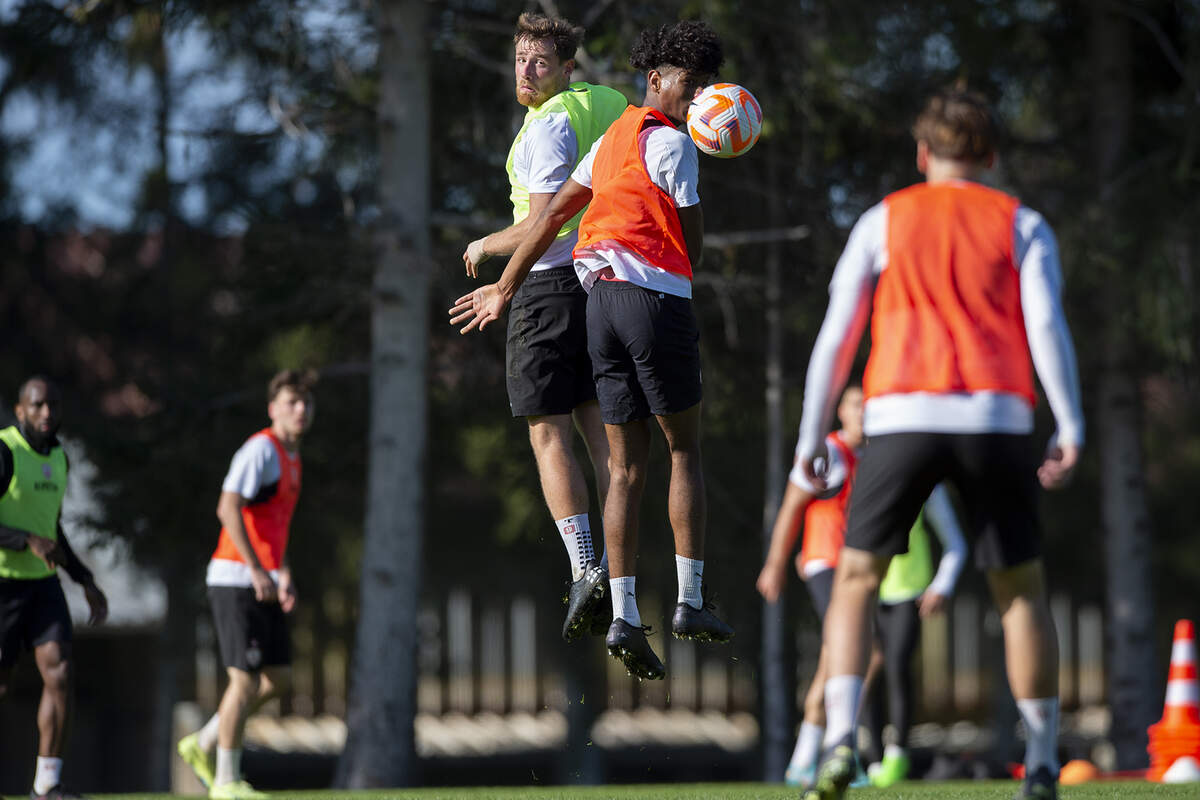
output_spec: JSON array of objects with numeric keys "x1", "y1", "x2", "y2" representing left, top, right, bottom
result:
[{"x1": 18, "y1": 782, "x2": 1197, "y2": 800}]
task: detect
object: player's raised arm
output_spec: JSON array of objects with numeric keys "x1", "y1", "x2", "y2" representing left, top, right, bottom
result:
[{"x1": 449, "y1": 178, "x2": 592, "y2": 334}]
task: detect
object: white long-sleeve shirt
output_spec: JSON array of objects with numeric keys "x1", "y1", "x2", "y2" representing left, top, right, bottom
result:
[{"x1": 798, "y1": 187, "x2": 1084, "y2": 461}]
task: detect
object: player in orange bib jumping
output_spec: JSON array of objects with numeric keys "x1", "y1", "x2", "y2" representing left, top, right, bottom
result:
[
  {"x1": 177, "y1": 369, "x2": 316, "y2": 800},
  {"x1": 794, "y1": 91, "x2": 1084, "y2": 800}
]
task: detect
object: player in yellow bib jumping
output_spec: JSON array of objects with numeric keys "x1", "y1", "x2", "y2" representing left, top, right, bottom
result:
[{"x1": 459, "y1": 13, "x2": 627, "y2": 642}]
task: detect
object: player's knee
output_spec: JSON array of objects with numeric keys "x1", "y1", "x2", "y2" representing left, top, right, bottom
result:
[
  {"x1": 527, "y1": 416, "x2": 572, "y2": 453},
  {"x1": 41, "y1": 658, "x2": 71, "y2": 693},
  {"x1": 260, "y1": 668, "x2": 290, "y2": 698}
]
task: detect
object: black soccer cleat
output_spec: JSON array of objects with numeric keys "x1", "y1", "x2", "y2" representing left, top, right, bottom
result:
[
  {"x1": 671, "y1": 593, "x2": 734, "y2": 643},
  {"x1": 605, "y1": 618, "x2": 666, "y2": 680},
  {"x1": 31, "y1": 787, "x2": 86, "y2": 800},
  {"x1": 1013, "y1": 765, "x2": 1058, "y2": 800},
  {"x1": 562, "y1": 561, "x2": 609, "y2": 642},
  {"x1": 801, "y1": 739, "x2": 856, "y2": 800}
]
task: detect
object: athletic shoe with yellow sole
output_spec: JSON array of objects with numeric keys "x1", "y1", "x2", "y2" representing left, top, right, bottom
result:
[
  {"x1": 801, "y1": 743, "x2": 856, "y2": 800},
  {"x1": 177, "y1": 732, "x2": 215, "y2": 788},
  {"x1": 209, "y1": 780, "x2": 270, "y2": 800}
]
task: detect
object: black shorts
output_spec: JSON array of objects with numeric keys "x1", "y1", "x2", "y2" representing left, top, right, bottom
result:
[
  {"x1": 208, "y1": 586, "x2": 291, "y2": 672},
  {"x1": 0, "y1": 576, "x2": 72, "y2": 669},
  {"x1": 586, "y1": 280, "x2": 702, "y2": 424},
  {"x1": 845, "y1": 432, "x2": 1042, "y2": 571},
  {"x1": 805, "y1": 568, "x2": 835, "y2": 620},
  {"x1": 506, "y1": 266, "x2": 596, "y2": 417}
]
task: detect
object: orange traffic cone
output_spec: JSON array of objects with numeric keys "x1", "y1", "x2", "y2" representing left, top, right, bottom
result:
[{"x1": 1147, "y1": 619, "x2": 1200, "y2": 782}]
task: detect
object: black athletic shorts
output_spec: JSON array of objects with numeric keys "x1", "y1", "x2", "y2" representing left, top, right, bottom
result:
[
  {"x1": 0, "y1": 575, "x2": 72, "y2": 669},
  {"x1": 506, "y1": 266, "x2": 597, "y2": 417},
  {"x1": 845, "y1": 432, "x2": 1042, "y2": 571},
  {"x1": 805, "y1": 567, "x2": 835, "y2": 620},
  {"x1": 586, "y1": 279, "x2": 702, "y2": 424},
  {"x1": 208, "y1": 586, "x2": 291, "y2": 672}
]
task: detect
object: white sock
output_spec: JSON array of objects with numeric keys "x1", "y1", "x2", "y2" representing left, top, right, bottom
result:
[
  {"x1": 675, "y1": 555, "x2": 704, "y2": 609},
  {"x1": 196, "y1": 712, "x2": 221, "y2": 752},
  {"x1": 823, "y1": 674, "x2": 864, "y2": 749},
  {"x1": 33, "y1": 757, "x2": 62, "y2": 795},
  {"x1": 556, "y1": 514, "x2": 594, "y2": 581},
  {"x1": 789, "y1": 721, "x2": 824, "y2": 772},
  {"x1": 1017, "y1": 697, "x2": 1060, "y2": 775},
  {"x1": 610, "y1": 576, "x2": 640, "y2": 627},
  {"x1": 214, "y1": 747, "x2": 242, "y2": 786},
  {"x1": 885, "y1": 743, "x2": 906, "y2": 760}
]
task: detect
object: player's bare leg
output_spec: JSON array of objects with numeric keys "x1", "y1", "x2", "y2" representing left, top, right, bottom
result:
[
  {"x1": 29, "y1": 641, "x2": 72, "y2": 797},
  {"x1": 180, "y1": 668, "x2": 287, "y2": 789},
  {"x1": 207, "y1": 667, "x2": 287, "y2": 798},
  {"x1": 803, "y1": 548, "x2": 888, "y2": 800},
  {"x1": 655, "y1": 404, "x2": 731, "y2": 642},
  {"x1": 529, "y1": 409, "x2": 611, "y2": 639},
  {"x1": 601, "y1": 418, "x2": 663, "y2": 679},
  {"x1": 988, "y1": 559, "x2": 1061, "y2": 797}
]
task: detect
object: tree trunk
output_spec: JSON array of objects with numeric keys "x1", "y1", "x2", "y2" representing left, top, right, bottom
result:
[
  {"x1": 1090, "y1": 3, "x2": 1157, "y2": 769},
  {"x1": 335, "y1": 0, "x2": 430, "y2": 786},
  {"x1": 760, "y1": 144, "x2": 792, "y2": 781}
]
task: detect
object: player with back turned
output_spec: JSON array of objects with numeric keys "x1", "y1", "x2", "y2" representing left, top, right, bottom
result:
[
  {"x1": 451, "y1": 20, "x2": 732, "y2": 681},
  {"x1": 794, "y1": 90, "x2": 1083, "y2": 800}
]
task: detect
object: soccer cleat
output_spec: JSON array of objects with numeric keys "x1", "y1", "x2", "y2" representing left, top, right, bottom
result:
[
  {"x1": 1013, "y1": 765, "x2": 1058, "y2": 800},
  {"x1": 209, "y1": 780, "x2": 270, "y2": 800},
  {"x1": 784, "y1": 763, "x2": 815, "y2": 788},
  {"x1": 177, "y1": 731, "x2": 216, "y2": 788},
  {"x1": 801, "y1": 743, "x2": 856, "y2": 800},
  {"x1": 605, "y1": 618, "x2": 666, "y2": 680},
  {"x1": 562, "y1": 561, "x2": 608, "y2": 642},
  {"x1": 670, "y1": 593, "x2": 734, "y2": 643},
  {"x1": 30, "y1": 787, "x2": 85, "y2": 800},
  {"x1": 869, "y1": 751, "x2": 910, "y2": 787}
]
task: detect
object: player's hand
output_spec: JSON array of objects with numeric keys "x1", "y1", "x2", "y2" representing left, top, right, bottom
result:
[
  {"x1": 756, "y1": 558, "x2": 788, "y2": 604},
  {"x1": 1038, "y1": 440, "x2": 1080, "y2": 490},
  {"x1": 250, "y1": 566, "x2": 278, "y2": 603},
  {"x1": 800, "y1": 440, "x2": 830, "y2": 494},
  {"x1": 83, "y1": 580, "x2": 108, "y2": 625},
  {"x1": 917, "y1": 590, "x2": 949, "y2": 618},
  {"x1": 448, "y1": 284, "x2": 508, "y2": 334},
  {"x1": 27, "y1": 534, "x2": 63, "y2": 570},
  {"x1": 463, "y1": 239, "x2": 490, "y2": 278},
  {"x1": 277, "y1": 573, "x2": 297, "y2": 614}
]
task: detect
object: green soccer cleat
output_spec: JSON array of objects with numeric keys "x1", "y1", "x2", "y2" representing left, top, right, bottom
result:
[
  {"x1": 869, "y1": 751, "x2": 910, "y2": 788},
  {"x1": 209, "y1": 780, "x2": 270, "y2": 800},
  {"x1": 801, "y1": 743, "x2": 856, "y2": 800},
  {"x1": 177, "y1": 732, "x2": 216, "y2": 789}
]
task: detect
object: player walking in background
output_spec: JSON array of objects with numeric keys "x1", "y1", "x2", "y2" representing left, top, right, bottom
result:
[
  {"x1": 794, "y1": 90, "x2": 1083, "y2": 800},
  {"x1": 459, "y1": 13, "x2": 627, "y2": 642},
  {"x1": 0, "y1": 376, "x2": 108, "y2": 800},
  {"x1": 177, "y1": 369, "x2": 315, "y2": 800},
  {"x1": 451, "y1": 20, "x2": 730, "y2": 681},
  {"x1": 758, "y1": 386, "x2": 966, "y2": 789}
]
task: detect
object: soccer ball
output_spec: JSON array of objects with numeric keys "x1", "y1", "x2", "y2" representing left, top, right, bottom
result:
[{"x1": 687, "y1": 83, "x2": 763, "y2": 158}]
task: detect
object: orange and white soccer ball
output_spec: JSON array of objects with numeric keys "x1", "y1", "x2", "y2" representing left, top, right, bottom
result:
[{"x1": 687, "y1": 83, "x2": 763, "y2": 158}]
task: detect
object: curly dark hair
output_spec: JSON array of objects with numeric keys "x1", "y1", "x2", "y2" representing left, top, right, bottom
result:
[{"x1": 628, "y1": 20, "x2": 723, "y2": 77}]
